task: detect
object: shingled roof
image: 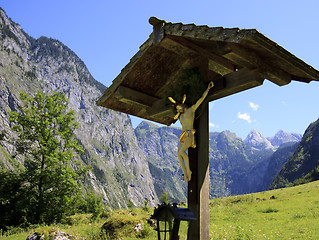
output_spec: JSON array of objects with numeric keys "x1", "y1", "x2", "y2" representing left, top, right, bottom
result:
[{"x1": 97, "y1": 17, "x2": 319, "y2": 126}]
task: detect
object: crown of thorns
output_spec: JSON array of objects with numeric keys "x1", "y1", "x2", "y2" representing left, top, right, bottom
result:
[{"x1": 168, "y1": 94, "x2": 186, "y2": 120}]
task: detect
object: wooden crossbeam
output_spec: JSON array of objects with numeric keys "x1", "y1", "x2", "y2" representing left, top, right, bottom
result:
[
  {"x1": 115, "y1": 85, "x2": 160, "y2": 109},
  {"x1": 207, "y1": 68, "x2": 265, "y2": 102},
  {"x1": 148, "y1": 68, "x2": 264, "y2": 125},
  {"x1": 147, "y1": 98, "x2": 175, "y2": 120},
  {"x1": 159, "y1": 36, "x2": 235, "y2": 75},
  {"x1": 114, "y1": 67, "x2": 264, "y2": 123},
  {"x1": 223, "y1": 45, "x2": 291, "y2": 86}
]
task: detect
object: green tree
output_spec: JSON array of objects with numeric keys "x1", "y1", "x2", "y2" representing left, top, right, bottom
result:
[
  {"x1": 0, "y1": 169, "x2": 27, "y2": 229},
  {"x1": 81, "y1": 190, "x2": 105, "y2": 221},
  {"x1": 159, "y1": 192, "x2": 171, "y2": 204},
  {"x1": 6, "y1": 91, "x2": 86, "y2": 225}
]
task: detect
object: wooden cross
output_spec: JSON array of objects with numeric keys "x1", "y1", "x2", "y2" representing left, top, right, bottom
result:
[{"x1": 97, "y1": 17, "x2": 319, "y2": 240}]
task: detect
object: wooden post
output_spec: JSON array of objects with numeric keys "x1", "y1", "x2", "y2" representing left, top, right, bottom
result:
[{"x1": 187, "y1": 102, "x2": 210, "y2": 240}]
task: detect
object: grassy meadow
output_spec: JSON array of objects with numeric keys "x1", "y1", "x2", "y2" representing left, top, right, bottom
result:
[
  {"x1": 1, "y1": 180, "x2": 319, "y2": 240},
  {"x1": 209, "y1": 180, "x2": 319, "y2": 239}
]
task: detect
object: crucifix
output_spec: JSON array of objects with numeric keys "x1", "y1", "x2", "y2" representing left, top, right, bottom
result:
[
  {"x1": 168, "y1": 81, "x2": 214, "y2": 182},
  {"x1": 97, "y1": 17, "x2": 319, "y2": 240}
]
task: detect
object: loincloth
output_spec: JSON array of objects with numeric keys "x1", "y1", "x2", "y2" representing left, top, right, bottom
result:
[{"x1": 179, "y1": 129, "x2": 196, "y2": 148}]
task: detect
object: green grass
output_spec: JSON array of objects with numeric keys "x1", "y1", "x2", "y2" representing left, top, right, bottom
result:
[
  {"x1": 209, "y1": 180, "x2": 319, "y2": 239},
  {"x1": 1, "y1": 181, "x2": 319, "y2": 239}
]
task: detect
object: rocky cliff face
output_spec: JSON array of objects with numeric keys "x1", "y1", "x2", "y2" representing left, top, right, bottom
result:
[
  {"x1": 245, "y1": 129, "x2": 302, "y2": 150},
  {"x1": 0, "y1": 8, "x2": 158, "y2": 208},
  {"x1": 209, "y1": 130, "x2": 274, "y2": 197},
  {"x1": 134, "y1": 121, "x2": 187, "y2": 202},
  {"x1": 244, "y1": 129, "x2": 274, "y2": 150},
  {"x1": 267, "y1": 130, "x2": 302, "y2": 148}
]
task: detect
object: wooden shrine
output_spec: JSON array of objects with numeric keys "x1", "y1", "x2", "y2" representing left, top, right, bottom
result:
[{"x1": 97, "y1": 17, "x2": 319, "y2": 239}]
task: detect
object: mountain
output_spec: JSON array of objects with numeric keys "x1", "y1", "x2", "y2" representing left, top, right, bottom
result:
[
  {"x1": 2, "y1": 7, "x2": 316, "y2": 207},
  {"x1": 0, "y1": 8, "x2": 158, "y2": 208},
  {"x1": 135, "y1": 121, "x2": 307, "y2": 199},
  {"x1": 134, "y1": 121, "x2": 187, "y2": 202},
  {"x1": 210, "y1": 130, "x2": 274, "y2": 197},
  {"x1": 261, "y1": 142, "x2": 299, "y2": 189},
  {"x1": 135, "y1": 122, "x2": 280, "y2": 199},
  {"x1": 267, "y1": 130, "x2": 302, "y2": 148},
  {"x1": 270, "y1": 118, "x2": 319, "y2": 189},
  {"x1": 244, "y1": 129, "x2": 273, "y2": 150},
  {"x1": 245, "y1": 129, "x2": 302, "y2": 150}
]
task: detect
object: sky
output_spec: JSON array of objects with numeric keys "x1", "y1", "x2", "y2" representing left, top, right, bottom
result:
[{"x1": 2, "y1": 0, "x2": 319, "y2": 139}]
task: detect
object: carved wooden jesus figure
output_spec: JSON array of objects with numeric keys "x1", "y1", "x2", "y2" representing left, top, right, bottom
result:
[{"x1": 169, "y1": 81, "x2": 214, "y2": 181}]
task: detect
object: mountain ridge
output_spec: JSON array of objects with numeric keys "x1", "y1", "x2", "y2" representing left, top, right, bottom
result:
[
  {"x1": 244, "y1": 129, "x2": 302, "y2": 151},
  {"x1": 135, "y1": 120, "x2": 302, "y2": 199},
  {"x1": 271, "y1": 118, "x2": 319, "y2": 189},
  {"x1": 0, "y1": 8, "x2": 158, "y2": 208},
  {"x1": 1, "y1": 7, "x2": 317, "y2": 208}
]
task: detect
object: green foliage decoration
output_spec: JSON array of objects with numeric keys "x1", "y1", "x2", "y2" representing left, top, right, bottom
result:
[{"x1": 167, "y1": 67, "x2": 206, "y2": 107}]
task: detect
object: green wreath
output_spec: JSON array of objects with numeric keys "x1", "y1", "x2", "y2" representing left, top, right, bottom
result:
[{"x1": 167, "y1": 67, "x2": 207, "y2": 107}]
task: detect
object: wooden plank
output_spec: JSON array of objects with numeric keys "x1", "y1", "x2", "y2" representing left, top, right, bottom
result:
[
  {"x1": 147, "y1": 98, "x2": 176, "y2": 123},
  {"x1": 147, "y1": 98, "x2": 176, "y2": 121},
  {"x1": 208, "y1": 59, "x2": 235, "y2": 76},
  {"x1": 159, "y1": 36, "x2": 235, "y2": 75},
  {"x1": 249, "y1": 33, "x2": 319, "y2": 81},
  {"x1": 223, "y1": 45, "x2": 292, "y2": 86},
  {"x1": 207, "y1": 68, "x2": 265, "y2": 102},
  {"x1": 153, "y1": 58, "x2": 191, "y2": 97},
  {"x1": 149, "y1": 69, "x2": 259, "y2": 124},
  {"x1": 149, "y1": 108, "x2": 175, "y2": 122},
  {"x1": 150, "y1": 56, "x2": 211, "y2": 122},
  {"x1": 114, "y1": 85, "x2": 160, "y2": 109}
]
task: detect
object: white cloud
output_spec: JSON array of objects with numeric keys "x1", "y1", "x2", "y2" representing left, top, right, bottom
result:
[
  {"x1": 209, "y1": 122, "x2": 219, "y2": 128},
  {"x1": 249, "y1": 102, "x2": 259, "y2": 111},
  {"x1": 238, "y1": 112, "x2": 252, "y2": 124}
]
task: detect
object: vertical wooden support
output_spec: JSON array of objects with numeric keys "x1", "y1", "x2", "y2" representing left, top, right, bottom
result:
[{"x1": 187, "y1": 102, "x2": 210, "y2": 240}]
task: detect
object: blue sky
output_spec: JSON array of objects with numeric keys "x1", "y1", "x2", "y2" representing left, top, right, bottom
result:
[{"x1": 2, "y1": 0, "x2": 319, "y2": 139}]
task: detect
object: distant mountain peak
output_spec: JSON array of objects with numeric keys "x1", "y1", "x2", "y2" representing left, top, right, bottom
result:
[
  {"x1": 244, "y1": 129, "x2": 302, "y2": 150},
  {"x1": 135, "y1": 121, "x2": 159, "y2": 130},
  {"x1": 268, "y1": 130, "x2": 302, "y2": 147},
  {"x1": 244, "y1": 129, "x2": 273, "y2": 150}
]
